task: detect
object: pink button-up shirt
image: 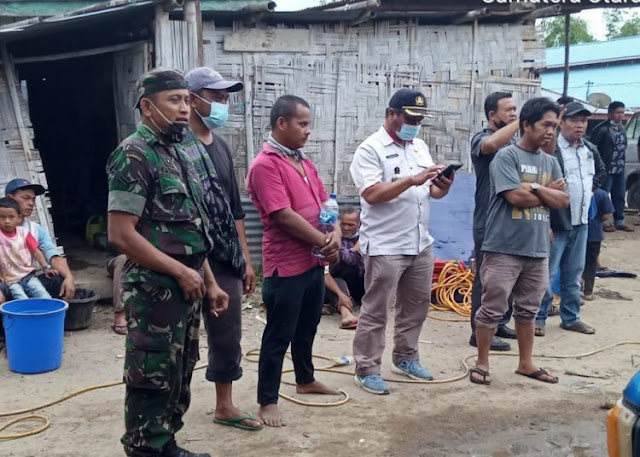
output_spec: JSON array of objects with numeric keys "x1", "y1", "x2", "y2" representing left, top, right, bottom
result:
[{"x1": 246, "y1": 142, "x2": 329, "y2": 278}]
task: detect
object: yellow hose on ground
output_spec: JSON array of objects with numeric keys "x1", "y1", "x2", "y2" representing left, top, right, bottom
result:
[{"x1": 429, "y1": 260, "x2": 473, "y2": 322}]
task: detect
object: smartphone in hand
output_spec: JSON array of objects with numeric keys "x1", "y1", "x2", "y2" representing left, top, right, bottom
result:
[{"x1": 436, "y1": 162, "x2": 463, "y2": 179}]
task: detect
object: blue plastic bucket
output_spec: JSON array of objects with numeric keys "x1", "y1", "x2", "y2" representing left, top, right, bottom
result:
[{"x1": 0, "y1": 298, "x2": 68, "y2": 374}]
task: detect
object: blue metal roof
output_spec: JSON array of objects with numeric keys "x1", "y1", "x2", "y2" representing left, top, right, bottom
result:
[
  {"x1": 542, "y1": 62, "x2": 640, "y2": 108},
  {"x1": 546, "y1": 36, "x2": 640, "y2": 67}
]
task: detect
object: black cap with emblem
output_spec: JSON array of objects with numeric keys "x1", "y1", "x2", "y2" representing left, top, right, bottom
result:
[
  {"x1": 389, "y1": 88, "x2": 430, "y2": 117},
  {"x1": 134, "y1": 69, "x2": 188, "y2": 109}
]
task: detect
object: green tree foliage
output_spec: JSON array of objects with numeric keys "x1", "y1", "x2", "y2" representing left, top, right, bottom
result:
[
  {"x1": 604, "y1": 9, "x2": 624, "y2": 38},
  {"x1": 605, "y1": 8, "x2": 640, "y2": 39},
  {"x1": 540, "y1": 16, "x2": 596, "y2": 48}
]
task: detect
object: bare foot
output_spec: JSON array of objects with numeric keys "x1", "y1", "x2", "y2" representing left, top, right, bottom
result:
[
  {"x1": 112, "y1": 312, "x2": 127, "y2": 335},
  {"x1": 215, "y1": 404, "x2": 263, "y2": 430},
  {"x1": 296, "y1": 380, "x2": 340, "y2": 395},
  {"x1": 258, "y1": 404, "x2": 284, "y2": 427},
  {"x1": 339, "y1": 307, "x2": 358, "y2": 329}
]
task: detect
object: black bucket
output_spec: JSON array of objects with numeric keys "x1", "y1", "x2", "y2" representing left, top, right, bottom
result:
[{"x1": 64, "y1": 289, "x2": 98, "y2": 331}]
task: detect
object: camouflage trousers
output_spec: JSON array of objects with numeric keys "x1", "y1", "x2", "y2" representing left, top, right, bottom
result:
[{"x1": 120, "y1": 265, "x2": 202, "y2": 457}]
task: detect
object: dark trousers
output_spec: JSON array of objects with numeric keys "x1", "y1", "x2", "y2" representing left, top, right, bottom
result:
[
  {"x1": 582, "y1": 241, "x2": 601, "y2": 296},
  {"x1": 202, "y1": 261, "x2": 243, "y2": 383},
  {"x1": 258, "y1": 267, "x2": 324, "y2": 406},
  {"x1": 330, "y1": 263, "x2": 365, "y2": 303},
  {"x1": 603, "y1": 172, "x2": 626, "y2": 225},
  {"x1": 470, "y1": 231, "x2": 512, "y2": 332}
]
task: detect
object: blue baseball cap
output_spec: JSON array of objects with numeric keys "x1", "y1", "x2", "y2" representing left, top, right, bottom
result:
[
  {"x1": 5, "y1": 178, "x2": 46, "y2": 196},
  {"x1": 185, "y1": 67, "x2": 243, "y2": 93}
]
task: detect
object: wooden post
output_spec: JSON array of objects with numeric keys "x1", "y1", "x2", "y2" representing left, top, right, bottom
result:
[
  {"x1": 183, "y1": 0, "x2": 200, "y2": 70},
  {"x1": 563, "y1": 13, "x2": 570, "y2": 97},
  {"x1": 332, "y1": 57, "x2": 342, "y2": 194},
  {"x1": 467, "y1": 18, "x2": 478, "y2": 173},
  {"x1": 153, "y1": 4, "x2": 171, "y2": 68},
  {"x1": 1, "y1": 43, "x2": 49, "y2": 231},
  {"x1": 242, "y1": 53, "x2": 255, "y2": 167}
]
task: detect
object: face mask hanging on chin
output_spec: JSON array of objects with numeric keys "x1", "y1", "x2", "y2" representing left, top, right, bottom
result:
[{"x1": 145, "y1": 99, "x2": 188, "y2": 144}]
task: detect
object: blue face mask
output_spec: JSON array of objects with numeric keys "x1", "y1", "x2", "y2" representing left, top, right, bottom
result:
[
  {"x1": 397, "y1": 123, "x2": 420, "y2": 141},
  {"x1": 194, "y1": 93, "x2": 229, "y2": 129}
]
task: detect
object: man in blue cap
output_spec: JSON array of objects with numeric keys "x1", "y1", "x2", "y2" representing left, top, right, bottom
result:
[
  {"x1": 181, "y1": 66, "x2": 262, "y2": 431},
  {"x1": 3, "y1": 178, "x2": 76, "y2": 302}
]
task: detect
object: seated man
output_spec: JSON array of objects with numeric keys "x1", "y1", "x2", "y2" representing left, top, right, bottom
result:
[
  {"x1": 5, "y1": 179, "x2": 76, "y2": 301},
  {"x1": 322, "y1": 268, "x2": 358, "y2": 329},
  {"x1": 329, "y1": 207, "x2": 365, "y2": 304}
]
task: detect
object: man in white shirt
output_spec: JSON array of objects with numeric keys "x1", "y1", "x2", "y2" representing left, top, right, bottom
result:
[
  {"x1": 349, "y1": 89, "x2": 453, "y2": 395},
  {"x1": 535, "y1": 102, "x2": 606, "y2": 336}
]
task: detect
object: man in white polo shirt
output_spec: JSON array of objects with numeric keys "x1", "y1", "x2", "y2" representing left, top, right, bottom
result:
[{"x1": 349, "y1": 88, "x2": 454, "y2": 395}]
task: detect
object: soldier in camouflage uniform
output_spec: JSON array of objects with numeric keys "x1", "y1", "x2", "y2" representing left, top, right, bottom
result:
[{"x1": 107, "y1": 69, "x2": 229, "y2": 457}]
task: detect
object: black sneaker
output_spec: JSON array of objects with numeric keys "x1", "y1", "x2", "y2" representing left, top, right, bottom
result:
[
  {"x1": 469, "y1": 333, "x2": 511, "y2": 352},
  {"x1": 495, "y1": 324, "x2": 517, "y2": 339}
]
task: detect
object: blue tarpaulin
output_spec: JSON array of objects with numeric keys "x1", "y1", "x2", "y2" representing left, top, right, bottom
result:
[{"x1": 430, "y1": 172, "x2": 475, "y2": 263}]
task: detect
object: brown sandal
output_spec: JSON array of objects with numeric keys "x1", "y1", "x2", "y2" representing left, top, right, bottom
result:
[{"x1": 470, "y1": 367, "x2": 491, "y2": 385}]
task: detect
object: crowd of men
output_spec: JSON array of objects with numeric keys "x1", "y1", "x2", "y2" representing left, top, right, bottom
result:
[{"x1": 0, "y1": 64, "x2": 633, "y2": 457}]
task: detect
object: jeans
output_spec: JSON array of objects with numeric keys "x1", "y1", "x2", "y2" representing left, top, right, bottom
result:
[
  {"x1": 536, "y1": 224, "x2": 588, "y2": 327},
  {"x1": 603, "y1": 172, "x2": 626, "y2": 226},
  {"x1": 9, "y1": 274, "x2": 52, "y2": 300},
  {"x1": 258, "y1": 267, "x2": 324, "y2": 405},
  {"x1": 470, "y1": 230, "x2": 512, "y2": 332}
]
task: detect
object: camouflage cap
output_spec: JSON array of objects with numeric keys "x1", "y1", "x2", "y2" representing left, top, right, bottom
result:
[{"x1": 134, "y1": 69, "x2": 188, "y2": 109}]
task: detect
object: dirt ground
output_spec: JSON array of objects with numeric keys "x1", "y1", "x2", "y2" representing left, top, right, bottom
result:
[{"x1": 2, "y1": 226, "x2": 640, "y2": 457}]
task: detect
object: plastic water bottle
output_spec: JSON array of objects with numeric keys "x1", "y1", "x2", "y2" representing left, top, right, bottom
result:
[
  {"x1": 313, "y1": 193, "x2": 340, "y2": 258},
  {"x1": 330, "y1": 356, "x2": 354, "y2": 367}
]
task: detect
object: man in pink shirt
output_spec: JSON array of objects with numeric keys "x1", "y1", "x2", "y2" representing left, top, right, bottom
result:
[{"x1": 247, "y1": 95, "x2": 341, "y2": 427}]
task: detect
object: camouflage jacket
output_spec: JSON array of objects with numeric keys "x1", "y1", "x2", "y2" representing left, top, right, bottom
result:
[
  {"x1": 106, "y1": 124, "x2": 213, "y2": 258},
  {"x1": 181, "y1": 130, "x2": 245, "y2": 278}
]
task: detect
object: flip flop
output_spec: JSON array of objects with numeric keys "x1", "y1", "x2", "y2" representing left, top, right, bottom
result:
[
  {"x1": 214, "y1": 413, "x2": 263, "y2": 431},
  {"x1": 340, "y1": 317, "x2": 358, "y2": 330},
  {"x1": 469, "y1": 367, "x2": 491, "y2": 385},
  {"x1": 111, "y1": 324, "x2": 127, "y2": 335},
  {"x1": 515, "y1": 368, "x2": 559, "y2": 384}
]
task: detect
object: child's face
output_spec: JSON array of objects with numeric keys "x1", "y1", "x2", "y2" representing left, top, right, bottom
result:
[
  {"x1": 340, "y1": 212, "x2": 360, "y2": 237},
  {"x1": 0, "y1": 207, "x2": 20, "y2": 233}
]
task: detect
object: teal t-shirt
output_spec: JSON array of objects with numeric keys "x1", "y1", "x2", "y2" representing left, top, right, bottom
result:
[{"x1": 482, "y1": 144, "x2": 563, "y2": 258}]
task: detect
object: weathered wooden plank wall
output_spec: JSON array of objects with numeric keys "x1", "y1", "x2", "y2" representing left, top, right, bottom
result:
[
  {"x1": 0, "y1": 63, "x2": 55, "y2": 237},
  {"x1": 201, "y1": 20, "x2": 543, "y2": 197}
]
